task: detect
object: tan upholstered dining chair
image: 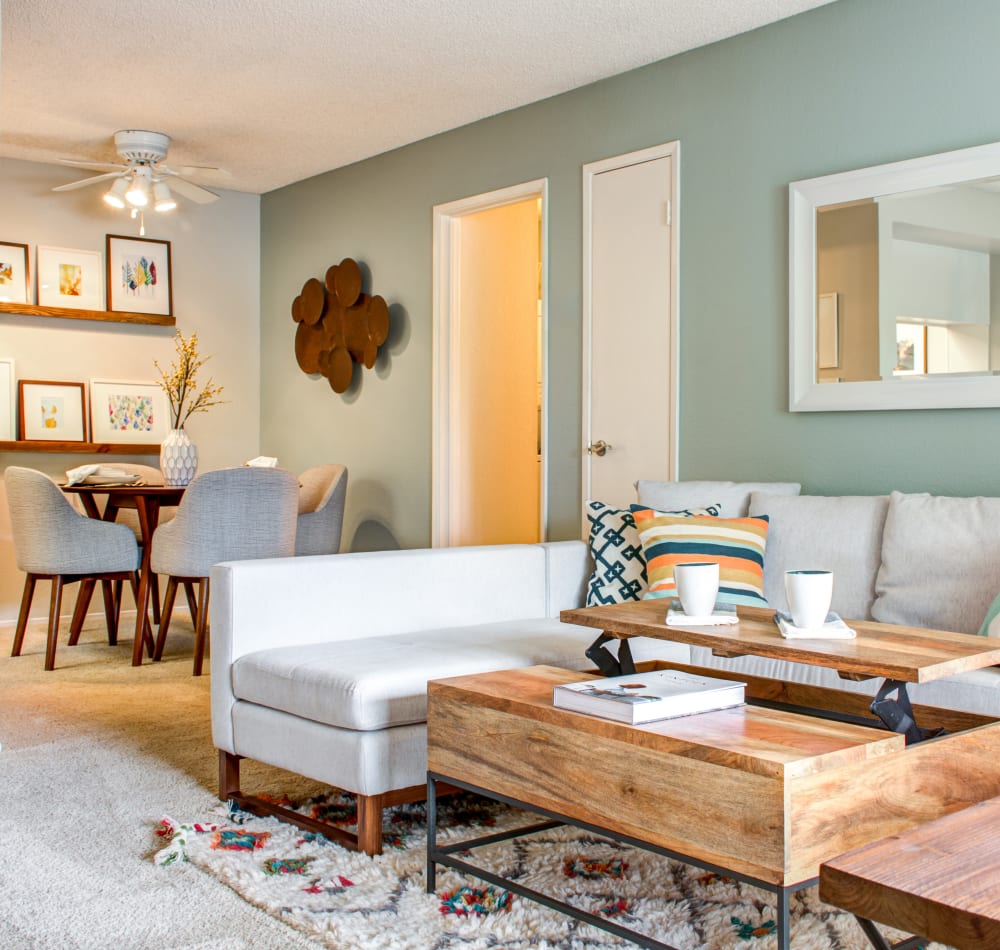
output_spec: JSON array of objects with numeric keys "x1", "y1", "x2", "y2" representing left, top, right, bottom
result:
[
  {"x1": 5, "y1": 466, "x2": 144, "y2": 671},
  {"x1": 150, "y1": 467, "x2": 299, "y2": 675},
  {"x1": 295, "y1": 464, "x2": 348, "y2": 556}
]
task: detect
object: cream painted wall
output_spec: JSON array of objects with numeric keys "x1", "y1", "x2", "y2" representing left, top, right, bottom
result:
[
  {"x1": 0, "y1": 157, "x2": 261, "y2": 626},
  {"x1": 453, "y1": 198, "x2": 540, "y2": 545}
]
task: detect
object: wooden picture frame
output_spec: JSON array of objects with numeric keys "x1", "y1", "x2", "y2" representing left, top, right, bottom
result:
[
  {"x1": 89, "y1": 379, "x2": 169, "y2": 444},
  {"x1": 37, "y1": 246, "x2": 103, "y2": 310},
  {"x1": 0, "y1": 241, "x2": 30, "y2": 304},
  {"x1": 18, "y1": 379, "x2": 87, "y2": 442},
  {"x1": 0, "y1": 358, "x2": 14, "y2": 440},
  {"x1": 106, "y1": 235, "x2": 173, "y2": 316}
]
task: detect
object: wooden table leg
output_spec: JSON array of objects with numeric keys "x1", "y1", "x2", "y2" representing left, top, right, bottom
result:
[{"x1": 131, "y1": 497, "x2": 161, "y2": 666}]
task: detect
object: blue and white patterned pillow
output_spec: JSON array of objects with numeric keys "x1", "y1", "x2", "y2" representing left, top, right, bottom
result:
[{"x1": 585, "y1": 500, "x2": 721, "y2": 607}]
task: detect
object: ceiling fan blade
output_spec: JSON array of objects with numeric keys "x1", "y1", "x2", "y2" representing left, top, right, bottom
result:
[
  {"x1": 164, "y1": 175, "x2": 220, "y2": 204},
  {"x1": 59, "y1": 158, "x2": 128, "y2": 172},
  {"x1": 52, "y1": 171, "x2": 124, "y2": 192}
]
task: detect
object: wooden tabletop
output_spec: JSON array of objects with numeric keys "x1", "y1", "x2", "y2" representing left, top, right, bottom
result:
[
  {"x1": 560, "y1": 601, "x2": 1000, "y2": 684},
  {"x1": 820, "y1": 795, "x2": 1000, "y2": 949}
]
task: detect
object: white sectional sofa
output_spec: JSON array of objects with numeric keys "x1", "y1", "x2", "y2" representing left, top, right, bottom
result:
[{"x1": 210, "y1": 480, "x2": 1000, "y2": 854}]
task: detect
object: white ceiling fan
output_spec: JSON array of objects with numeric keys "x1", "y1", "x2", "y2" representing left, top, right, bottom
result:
[{"x1": 52, "y1": 130, "x2": 221, "y2": 212}]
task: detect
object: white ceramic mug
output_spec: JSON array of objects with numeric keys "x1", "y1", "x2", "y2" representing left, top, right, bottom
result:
[
  {"x1": 674, "y1": 562, "x2": 720, "y2": 617},
  {"x1": 784, "y1": 570, "x2": 834, "y2": 629}
]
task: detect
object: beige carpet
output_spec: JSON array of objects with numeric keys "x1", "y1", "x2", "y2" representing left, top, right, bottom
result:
[{"x1": 0, "y1": 610, "x2": 328, "y2": 949}]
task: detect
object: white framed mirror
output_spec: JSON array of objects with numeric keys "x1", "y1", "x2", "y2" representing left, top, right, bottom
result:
[{"x1": 789, "y1": 140, "x2": 1000, "y2": 411}]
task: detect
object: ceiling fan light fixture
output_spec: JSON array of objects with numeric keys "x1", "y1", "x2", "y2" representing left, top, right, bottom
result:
[
  {"x1": 125, "y1": 169, "x2": 150, "y2": 207},
  {"x1": 103, "y1": 177, "x2": 128, "y2": 208},
  {"x1": 153, "y1": 181, "x2": 176, "y2": 212}
]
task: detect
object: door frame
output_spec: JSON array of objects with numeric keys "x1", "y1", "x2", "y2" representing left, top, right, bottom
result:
[
  {"x1": 431, "y1": 178, "x2": 549, "y2": 548},
  {"x1": 581, "y1": 142, "x2": 680, "y2": 525}
]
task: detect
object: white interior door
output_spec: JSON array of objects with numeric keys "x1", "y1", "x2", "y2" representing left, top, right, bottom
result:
[{"x1": 582, "y1": 143, "x2": 678, "y2": 517}]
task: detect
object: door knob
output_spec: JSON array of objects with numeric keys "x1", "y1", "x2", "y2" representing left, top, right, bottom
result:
[{"x1": 587, "y1": 440, "x2": 612, "y2": 457}]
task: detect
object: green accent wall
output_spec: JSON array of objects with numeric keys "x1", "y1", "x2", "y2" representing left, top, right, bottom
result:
[{"x1": 261, "y1": 0, "x2": 1000, "y2": 552}]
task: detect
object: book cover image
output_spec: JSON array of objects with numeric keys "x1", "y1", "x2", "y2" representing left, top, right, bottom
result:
[{"x1": 575, "y1": 681, "x2": 668, "y2": 705}]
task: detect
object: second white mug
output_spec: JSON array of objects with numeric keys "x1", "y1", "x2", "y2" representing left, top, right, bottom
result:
[
  {"x1": 785, "y1": 570, "x2": 834, "y2": 629},
  {"x1": 674, "y1": 562, "x2": 720, "y2": 617}
]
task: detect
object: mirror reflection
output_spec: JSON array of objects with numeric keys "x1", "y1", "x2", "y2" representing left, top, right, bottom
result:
[{"x1": 816, "y1": 179, "x2": 1000, "y2": 385}]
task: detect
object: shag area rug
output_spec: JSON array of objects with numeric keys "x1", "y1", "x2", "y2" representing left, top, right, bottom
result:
[{"x1": 155, "y1": 791, "x2": 941, "y2": 950}]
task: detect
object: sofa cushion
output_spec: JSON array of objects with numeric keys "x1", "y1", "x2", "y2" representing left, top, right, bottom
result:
[
  {"x1": 232, "y1": 620, "x2": 600, "y2": 731},
  {"x1": 636, "y1": 480, "x2": 801, "y2": 518},
  {"x1": 632, "y1": 510, "x2": 769, "y2": 606},
  {"x1": 584, "y1": 500, "x2": 720, "y2": 606},
  {"x1": 748, "y1": 493, "x2": 889, "y2": 620},
  {"x1": 872, "y1": 491, "x2": 1000, "y2": 635}
]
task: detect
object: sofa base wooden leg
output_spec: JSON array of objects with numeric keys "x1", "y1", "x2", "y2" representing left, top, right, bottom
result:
[
  {"x1": 216, "y1": 750, "x2": 455, "y2": 858},
  {"x1": 356, "y1": 794, "x2": 385, "y2": 856}
]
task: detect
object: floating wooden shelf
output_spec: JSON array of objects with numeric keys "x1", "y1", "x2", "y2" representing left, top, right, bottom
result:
[
  {"x1": 0, "y1": 301, "x2": 175, "y2": 327},
  {"x1": 0, "y1": 440, "x2": 159, "y2": 455}
]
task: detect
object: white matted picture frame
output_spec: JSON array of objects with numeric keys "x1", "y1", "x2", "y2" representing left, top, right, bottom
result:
[
  {"x1": 106, "y1": 235, "x2": 173, "y2": 316},
  {"x1": 0, "y1": 358, "x2": 14, "y2": 441},
  {"x1": 37, "y1": 245, "x2": 103, "y2": 310},
  {"x1": 89, "y1": 379, "x2": 169, "y2": 444},
  {"x1": 0, "y1": 242, "x2": 30, "y2": 304},
  {"x1": 18, "y1": 379, "x2": 87, "y2": 442}
]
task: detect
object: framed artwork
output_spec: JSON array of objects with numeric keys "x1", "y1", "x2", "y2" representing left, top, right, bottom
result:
[
  {"x1": 89, "y1": 379, "x2": 169, "y2": 443},
  {"x1": 894, "y1": 322, "x2": 928, "y2": 377},
  {"x1": 37, "y1": 246, "x2": 103, "y2": 310},
  {"x1": 106, "y1": 235, "x2": 173, "y2": 316},
  {"x1": 817, "y1": 292, "x2": 839, "y2": 370},
  {"x1": 0, "y1": 358, "x2": 14, "y2": 440},
  {"x1": 18, "y1": 379, "x2": 87, "y2": 442},
  {"x1": 0, "y1": 242, "x2": 29, "y2": 304}
]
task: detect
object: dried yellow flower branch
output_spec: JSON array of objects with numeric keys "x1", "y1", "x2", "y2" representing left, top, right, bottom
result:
[{"x1": 154, "y1": 331, "x2": 227, "y2": 429}]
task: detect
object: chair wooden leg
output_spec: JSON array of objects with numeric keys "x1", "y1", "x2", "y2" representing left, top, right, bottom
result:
[
  {"x1": 44, "y1": 576, "x2": 65, "y2": 671},
  {"x1": 128, "y1": 573, "x2": 156, "y2": 659},
  {"x1": 150, "y1": 572, "x2": 161, "y2": 625},
  {"x1": 183, "y1": 581, "x2": 199, "y2": 620},
  {"x1": 356, "y1": 794, "x2": 385, "y2": 856},
  {"x1": 68, "y1": 578, "x2": 96, "y2": 645},
  {"x1": 11, "y1": 574, "x2": 37, "y2": 657},
  {"x1": 153, "y1": 578, "x2": 179, "y2": 661},
  {"x1": 192, "y1": 578, "x2": 210, "y2": 676},
  {"x1": 101, "y1": 579, "x2": 119, "y2": 645}
]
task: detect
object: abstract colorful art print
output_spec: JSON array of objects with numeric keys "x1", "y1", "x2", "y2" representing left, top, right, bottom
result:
[
  {"x1": 37, "y1": 246, "x2": 102, "y2": 310},
  {"x1": 0, "y1": 241, "x2": 29, "y2": 304},
  {"x1": 89, "y1": 380, "x2": 169, "y2": 444},
  {"x1": 106, "y1": 235, "x2": 172, "y2": 316},
  {"x1": 18, "y1": 380, "x2": 86, "y2": 441}
]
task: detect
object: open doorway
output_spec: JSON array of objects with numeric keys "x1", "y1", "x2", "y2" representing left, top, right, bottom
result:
[{"x1": 432, "y1": 179, "x2": 547, "y2": 547}]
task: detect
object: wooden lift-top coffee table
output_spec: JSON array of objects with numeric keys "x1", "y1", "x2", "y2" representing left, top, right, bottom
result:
[{"x1": 425, "y1": 604, "x2": 1000, "y2": 949}]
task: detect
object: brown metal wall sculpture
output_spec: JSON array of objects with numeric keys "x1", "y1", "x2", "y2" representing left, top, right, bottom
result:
[{"x1": 291, "y1": 258, "x2": 390, "y2": 393}]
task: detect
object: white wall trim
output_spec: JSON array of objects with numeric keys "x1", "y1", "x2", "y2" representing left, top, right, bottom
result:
[
  {"x1": 581, "y1": 142, "x2": 680, "y2": 534},
  {"x1": 431, "y1": 178, "x2": 549, "y2": 547}
]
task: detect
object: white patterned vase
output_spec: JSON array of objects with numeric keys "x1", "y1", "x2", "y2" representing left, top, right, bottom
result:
[{"x1": 160, "y1": 428, "x2": 198, "y2": 487}]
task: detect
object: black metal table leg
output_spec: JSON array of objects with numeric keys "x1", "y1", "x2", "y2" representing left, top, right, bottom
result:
[{"x1": 426, "y1": 775, "x2": 437, "y2": 893}]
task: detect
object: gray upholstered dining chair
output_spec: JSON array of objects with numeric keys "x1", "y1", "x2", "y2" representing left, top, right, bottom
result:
[
  {"x1": 5, "y1": 466, "x2": 143, "y2": 671},
  {"x1": 150, "y1": 466, "x2": 299, "y2": 675},
  {"x1": 97, "y1": 463, "x2": 179, "y2": 624},
  {"x1": 295, "y1": 463, "x2": 348, "y2": 556}
]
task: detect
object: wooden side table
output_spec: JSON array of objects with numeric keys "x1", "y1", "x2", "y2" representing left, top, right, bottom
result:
[{"x1": 820, "y1": 795, "x2": 1000, "y2": 949}]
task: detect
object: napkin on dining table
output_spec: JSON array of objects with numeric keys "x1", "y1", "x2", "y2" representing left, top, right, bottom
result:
[{"x1": 64, "y1": 464, "x2": 128, "y2": 486}]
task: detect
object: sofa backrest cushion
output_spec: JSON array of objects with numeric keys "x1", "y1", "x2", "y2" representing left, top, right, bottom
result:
[
  {"x1": 541, "y1": 540, "x2": 592, "y2": 615},
  {"x1": 636, "y1": 480, "x2": 801, "y2": 518},
  {"x1": 872, "y1": 491, "x2": 1000, "y2": 634},
  {"x1": 748, "y1": 493, "x2": 888, "y2": 621}
]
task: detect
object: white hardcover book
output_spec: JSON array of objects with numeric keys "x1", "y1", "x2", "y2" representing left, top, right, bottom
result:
[{"x1": 553, "y1": 669, "x2": 746, "y2": 725}]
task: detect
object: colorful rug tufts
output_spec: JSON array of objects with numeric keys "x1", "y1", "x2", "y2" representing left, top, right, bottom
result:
[{"x1": 154, "y1": 791, "x2": 942, "y2": 949}]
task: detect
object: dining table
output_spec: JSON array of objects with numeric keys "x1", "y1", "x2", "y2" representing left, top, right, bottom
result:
[{"x1": 62, "y1": 481, "x2": 186, "y2": 665}]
